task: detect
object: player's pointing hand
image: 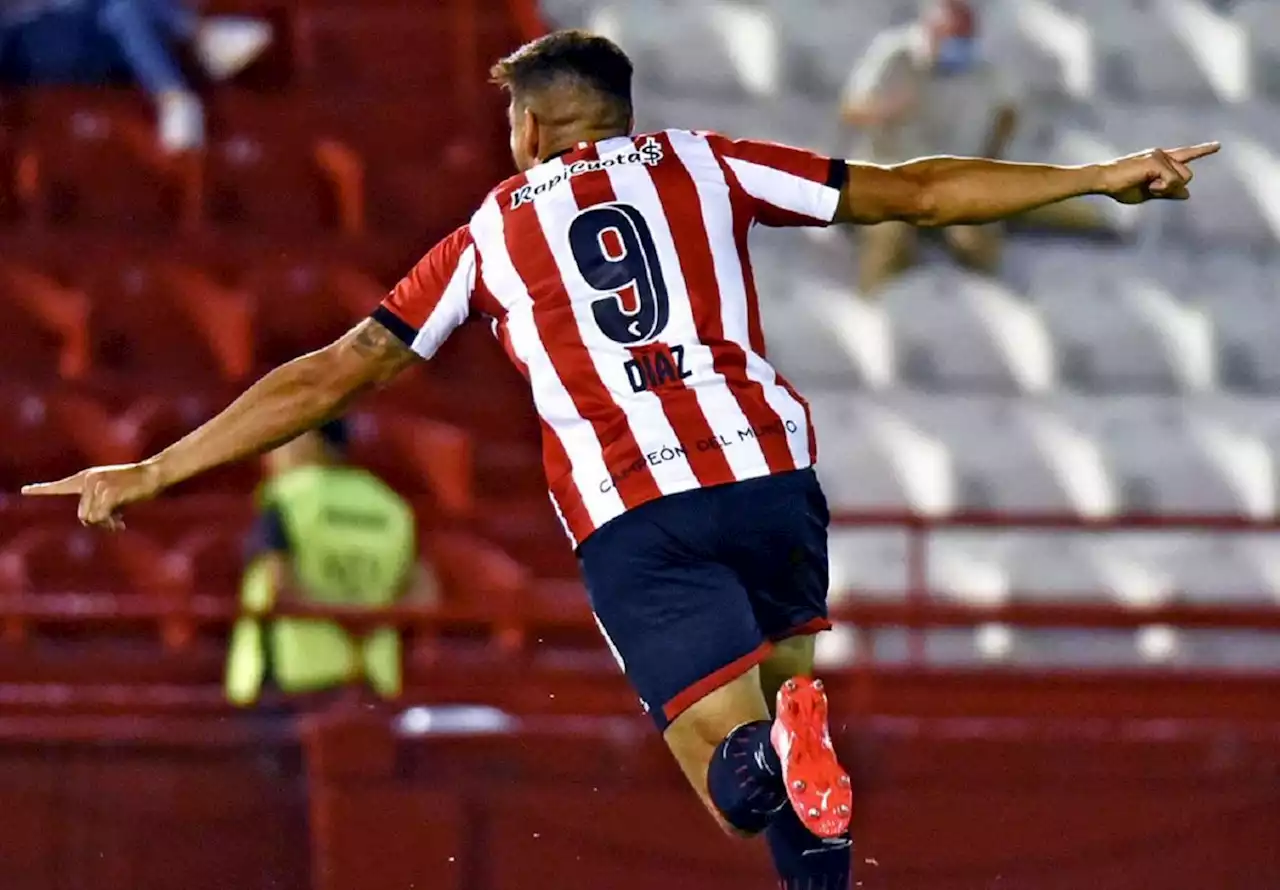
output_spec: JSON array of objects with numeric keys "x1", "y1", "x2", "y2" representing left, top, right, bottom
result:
[
  {"x1": 21, "y1": 462, "x2": 165, "y2": 530},
  {"x1": 1100, "y1": 142, "x2": 1220, "y2": 205}
]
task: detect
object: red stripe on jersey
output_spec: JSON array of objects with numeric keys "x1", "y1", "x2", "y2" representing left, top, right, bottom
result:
[
  {"x1": 491, "y1": 314, "x2": 527, "y2": 379},
  {"x1": 775, "y1": 368, "x2": 818, "y2": 463},
  {"x1": 713, "y1": 156, "x2": 770, "y2": 358},
  {"x1": 505, "y1": 166, "x2": 663, "y2": 509},
  {"x1": 568, "y1": 143, "x2": 734, "y2": 488},
  {"x1": 494, "y1": 308, "x2": 594, "y2": 541},
  {"x1": 653, "y1": 132, "x2": 796, "y2": 474},
  {"x1": 540, "y1": 417, "x2": 593, "y2": 544}
]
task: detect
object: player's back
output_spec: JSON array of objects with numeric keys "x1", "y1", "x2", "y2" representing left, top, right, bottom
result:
[{"x1": 377, "y1": 128, "x2": 846, "y2": 543}]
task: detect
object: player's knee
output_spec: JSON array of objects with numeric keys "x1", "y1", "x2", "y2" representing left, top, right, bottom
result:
[{"x1": 664, "y1": 669, "x2": 775, "y2": 833}]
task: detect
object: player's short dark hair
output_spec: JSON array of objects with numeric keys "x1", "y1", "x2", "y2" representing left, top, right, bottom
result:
[{"x1": 490, "y1": 29, "x2": 633, "y2": 121}]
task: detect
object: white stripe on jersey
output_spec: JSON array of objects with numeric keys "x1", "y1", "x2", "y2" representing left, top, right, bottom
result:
[
  {"x1": 470, "y1": 194, "x2": 627, "y2": 527},
  {"x1": 602, "y1": 135, "x2": 769, "y2": 479},
  {"x1": 547, "y1": 490, "x2": 578, "y2": 549},
  {"x1": 410, "y1": 243, "x2": 475, "y2": 360},
  {"x1": 529, "y1": 148, "x2": 699, "y2": 495},
  {"x1": 668, "y1": 130, "x2": 813, "y2": 468},
  {"x1": 723, "y1": 155, "x2": 841, "y2": 223}
]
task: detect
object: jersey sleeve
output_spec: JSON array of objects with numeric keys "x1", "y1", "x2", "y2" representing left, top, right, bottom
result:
[
  {"x1": 707, "y1": 134, "x2": 846, "y2": 228},
  {"x1": 371, "y1": 225, "x2": 481, "y2": 360}
]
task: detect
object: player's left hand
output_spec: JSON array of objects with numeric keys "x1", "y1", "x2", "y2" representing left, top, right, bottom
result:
[
  {"x1": 21, "y1": 461, "x2": 165, "y2": 530},
  {"x1": 1100, "y1": 142, "x2": 1220, "y2": 205}
]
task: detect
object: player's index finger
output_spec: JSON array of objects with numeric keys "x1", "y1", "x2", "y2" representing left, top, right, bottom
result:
[
  {"x1": 20, "y1": 476, "x2": 85, "y2": 496},
  {"x1": 1167, "y1": 142, "x2": 1221, "y2": 163}
]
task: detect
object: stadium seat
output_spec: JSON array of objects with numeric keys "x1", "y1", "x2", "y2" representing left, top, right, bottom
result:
[
  {"x1": 80, "y1": 262, "x2": 253, "y2": 384},
  {"x1": 174, "y1": 528, "x2": 247, "y2": 597},
  {"x1": 1060, "y1": 395, "x2": 1265, "y2": 516},
  {"x1": 757, "y1": 286, "x2": 869, "y2": 388},
  {"x1": 11, "y1": 90, "x2": 200, "y2": 232},
  {"x1": 764, "y1": 0, "x2": 903, "y2": 96},
  {"x1": 421, "y1": 531, "x2": 528, "y2": 648},
  {"x1": 0, "y1": 525, "x2": 188, "y2": 646},
  {"x1": 202, "y1": 99, "x2": 365, "y2": 236},
  {"x1": 1026, "y1": 246, "x2": 1192, "y2": 392},
  {"x1": 1185, "y1": 253, "x2": 1280, "y2": 391},
  {"x1": 348, "y1": 412, "x2": 475, "y2": 518},
  {"x1": 0, "y1": 264, "x2": 90, "y2": 380},
  {"x1": 826, "y1": 529, "x2": 913, "y2": 601},
  {"x1": 894, "y1": 395, "x2": 1085, "y2": 513},
  {"x1": 879, "y1": 270, "x2": 1054, "y2": 393},
  {"x1": 291, "y1": 8, "x2": 513, "y2": 93},
  {"x1": 809, "y1": 393, "x2": 954, "y2": 514},
  {"x1": 241, "y1": 261, "x2": 377, "y2": 367},
  {"x1": 0, "y1": 387, "x2": 97, "y2": 493},
  {"x1": 474, "y1": 493, "x2": 577, "y2": 581}
]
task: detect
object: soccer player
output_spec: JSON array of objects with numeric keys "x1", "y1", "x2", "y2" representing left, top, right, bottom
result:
[{"x1": 25, "y1": 29, "x2": 1216, "y2": 890}]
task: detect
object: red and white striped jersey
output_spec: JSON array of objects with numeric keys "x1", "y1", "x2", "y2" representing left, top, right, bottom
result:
[{"x1": 373, "y1": 130, "x2": 845, "y2": 545}]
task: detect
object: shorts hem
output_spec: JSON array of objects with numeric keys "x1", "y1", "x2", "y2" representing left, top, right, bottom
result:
[
  {"x1": 660, "y1": 641, "x2": 775, "y2": 724},
  {"x1": 771, "y1": 616, "x2": 834, "y2": 642}
]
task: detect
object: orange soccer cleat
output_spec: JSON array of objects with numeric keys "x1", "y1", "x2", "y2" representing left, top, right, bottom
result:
[{"x1": 770, "y1": 677, "x2": 852, "y2": 839}]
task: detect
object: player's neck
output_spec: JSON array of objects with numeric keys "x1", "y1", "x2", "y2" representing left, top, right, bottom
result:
[{"x1": 538, "y1": 127, "x2": 630, "y2": 162}]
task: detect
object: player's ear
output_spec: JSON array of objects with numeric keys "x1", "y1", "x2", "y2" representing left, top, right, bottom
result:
[{"x1": 521, "y1": 105, "x2": 542, "y2": 160}]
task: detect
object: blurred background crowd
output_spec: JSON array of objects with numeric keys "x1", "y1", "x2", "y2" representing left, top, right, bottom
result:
[{"x1": 0, "y1": 1, "x2": 1279, "y2": 889}]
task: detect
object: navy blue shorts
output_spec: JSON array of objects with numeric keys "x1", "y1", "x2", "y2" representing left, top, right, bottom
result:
[{"x1": 577, "y1": 468, "x2": 832, "y2": 732}]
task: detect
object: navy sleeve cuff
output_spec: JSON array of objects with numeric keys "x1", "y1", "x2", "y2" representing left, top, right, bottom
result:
[
  {"x1": 371, "y1": 306, "x2": 418, "y2": 347},
  {"x1": 826, "y1": 157, "x2": 847, "y2": 190}
]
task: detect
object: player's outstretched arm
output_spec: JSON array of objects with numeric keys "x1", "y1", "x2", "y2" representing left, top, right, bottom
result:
[
  {"x1": 834, "y1": 142, "x2": 1220, "y2": 227},
  {"x1": 22, "y1": 318, "x2": 418, "y2": 529}
]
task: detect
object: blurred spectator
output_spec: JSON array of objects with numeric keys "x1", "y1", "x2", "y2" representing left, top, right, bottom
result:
[
  {"x1": 0, "y1": 0, "x2": 271, "y2": 152},
  {"x1": 841, "y1": 0, "x2": 1019, "y2": 295},
  {"x1": 225, "y1": 419, "x2": 439, "y2": 708}
]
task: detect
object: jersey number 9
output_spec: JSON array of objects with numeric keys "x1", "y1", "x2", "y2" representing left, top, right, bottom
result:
[{"x1": 569, "y1": 203, "x2": 672, "y2": 345}]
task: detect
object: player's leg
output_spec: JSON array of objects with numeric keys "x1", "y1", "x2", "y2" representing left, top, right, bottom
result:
[
  {"x1": 662, "y1": 663, "x2": 774, "y2": 836},
  {"x1": 759, "y1": 634, "x2": 816, "y2": 716},
  {"x1": 722, "y1": 470, "x2": 855, "y2": 890},
  {"x1": 858, "y1": 220, "x2": 916, "y2": 296},
  {"x1": 946, "y1": 222, "x2": 1002, "y2": 275},
  {"x1": 577, "y1": 489, "x2": 783, "y2": 836},
  {"x1": 577, "y1": 486, "x2": 850, "y2": 858}
]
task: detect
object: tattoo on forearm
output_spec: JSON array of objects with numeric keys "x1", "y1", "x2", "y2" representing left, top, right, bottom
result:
[
  {"x1": 350, "y1": 320, "x2": 399, "y2": 357},
  {"x1": 346, "y1": 319, "x2": 418, "y2": 384}
]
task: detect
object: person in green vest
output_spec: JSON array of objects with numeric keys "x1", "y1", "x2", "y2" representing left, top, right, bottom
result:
[{"x1": 225, "y1": 418, "x2": 438, "y2": 706}]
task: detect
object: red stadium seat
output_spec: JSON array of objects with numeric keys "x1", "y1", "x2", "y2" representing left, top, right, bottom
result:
[
  {"x1": 80, "y1": 262, "x2": 253, "y2": 384},
  {"x1": 0, "y1": 387, "x2": 96, "y2": 493},
  {"x1": 173, "y1": 528, "x2": 247, "y2": 597},
  {"x1": 0, "y1": 115, "x2": 39, "y2": 225},
  {"x1": 0, "y1": 525, "x2": 190, "y2": 646},
  {"x1": 202, "y1": 98, "x2": 365, "y2": 236},
  {"x1": 291, "y1": 9, "x2": 466, "y2": 93},
  {"x1": 0, "y1": 264, "x2": 91, "y2": 380},
  {"x1": 241, "y1": 260, "x2": 380, "y2": 367},
  {"x1": 476, "y1": 493, "x2": 578, "y2": 581},
  {"x1": 12, "y1": 90, "x2": 200, "y2": 232},
  {"x1": 421, "y1": 530, "x2": 527, "y2": 649},
  {"x1": 240, "y1": 94, "x2": 509, "y2": 233},
  {"x1": 348, "y1": 412, "x2": 474, "y2": 518}
]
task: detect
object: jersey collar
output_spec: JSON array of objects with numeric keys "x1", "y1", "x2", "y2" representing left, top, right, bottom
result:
[{"x1": 542, "y1": 142, "x2": 590, "y2": 164}]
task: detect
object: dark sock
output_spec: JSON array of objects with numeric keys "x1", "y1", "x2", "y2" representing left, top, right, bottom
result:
[
  {"x1": 766, "y1": 804, "x2": 853, "y2": 890},
  {"x1": 705, "y1": 720, "x2": 787, "y2": 834}
]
